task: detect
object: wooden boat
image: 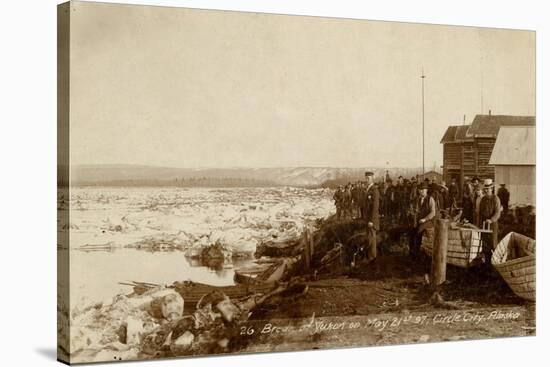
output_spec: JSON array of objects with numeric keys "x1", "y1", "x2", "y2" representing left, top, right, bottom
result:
[
  {"x1": 233, "y1": 263, "x2": 273, "y2": 284},
  {"x1": 492, "y1": 232, "x2": 536, "y2": 301},
  {"x1": 171, "y1": 281, "x2": 280, "y2": 312},
  {"x1": 234, "y1": 257, "x2": 297, "y2": 286},
  {"x1": 421, "y1": 223, "x2": 489, "y2": 268},
  {"x1": 255, "y1": 239, "x2": 302, "y2": 258}
]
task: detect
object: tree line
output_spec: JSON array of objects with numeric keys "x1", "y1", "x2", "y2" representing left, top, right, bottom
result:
[{"x1": 72, "y1": 177, "x2": 281, "y2": 187}]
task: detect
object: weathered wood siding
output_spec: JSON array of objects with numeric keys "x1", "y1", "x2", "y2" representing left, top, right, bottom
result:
[
  {"x1": 442, "y1": 138, "x2": 496, "y2": 184},
  {"x1": 474, "y1": 138, "x2": 496, "y2": 179}
]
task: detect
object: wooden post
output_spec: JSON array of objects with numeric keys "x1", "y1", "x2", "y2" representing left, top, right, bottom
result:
[
  {"x1": 303, "y1": 227, "x2": 311, "y2": 272},
  {"x1": 431, "y1": 218, "x2": 449, "y2": 288},
  {"x1": 308, "y1": 228, "x2": 315, "y2": 261},
  {"x1": 367, "y1": 228, "x2": 376, "y2": 260}
]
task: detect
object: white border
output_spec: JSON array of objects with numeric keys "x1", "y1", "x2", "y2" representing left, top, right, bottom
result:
[{"x1": 0, "y1": 1, "x2": 546, "y2": 366}]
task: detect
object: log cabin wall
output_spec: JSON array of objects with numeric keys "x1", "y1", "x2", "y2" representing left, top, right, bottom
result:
[
  {"x1": 442, "y1": 143, "x2": 461, "y2": 182},
  {"x1": 441, "y1": 125, "x2": 474, "y2": 197},
  {"x1": 442, "y1": 135, "x2": 494, "y2": 196},
  {"x1": 461, "y1": 141, "x2": 476, "y2": 180},
  {"x1": 474, "y1": 137, "x2": 496, "y2": 179}
]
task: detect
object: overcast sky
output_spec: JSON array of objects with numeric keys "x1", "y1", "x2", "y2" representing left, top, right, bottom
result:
[{"x1": 69, "y1": 2, "x2": 535, "y2": 169}]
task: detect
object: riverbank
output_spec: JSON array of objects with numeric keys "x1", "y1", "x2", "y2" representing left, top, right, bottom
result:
[{"x1": 61, "y1": 213, "x2": 535, "y2": 363}]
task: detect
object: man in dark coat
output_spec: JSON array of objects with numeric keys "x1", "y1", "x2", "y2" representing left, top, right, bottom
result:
[
  {"x1": 497, "y1": 184, "x2": 510, "y2": 214},
  {"x1": 430, "y1": 183, "x2": 443, "y2": 215},
  {"x1": 439, "y1": 182, "x2": 450, "y2": 211},
  {"x1": 363, "y1": 171, "x2": 380, "y2": 260},
  {"x1": 409, "y1": 177, "x2": 418, "y2": 208},
  {"x1": 342, "y1": 184, "x2": 352, "y2": 219},
  {"x1": 385, "y1": 179, "x2": 398, "y2": 224},
  {"x1": 448, "y1": 178, "x2": 459, "y2": 210},
  {"x1": 358, "y1": 181, "x2": 367, "y2": 219},
  {"x1": 409, "y1": 182, "x2": 437, "y2": 257},
  {"x1": 462, "y1": 176, "x2": 474, "y2": 223},
  {"x1": 380, "y1": 181, "x2": 389, "y2": 217},
  {"x1": 396, "y1": 176, "x2": 408, "y2": 224},
  {"x1": 479, "y1": 179, "x2": 502, "y2": 264}
]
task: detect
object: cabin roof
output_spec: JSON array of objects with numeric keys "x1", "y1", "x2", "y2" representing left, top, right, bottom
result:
[
  {"x1": 489, "y1": 126, "x2": 536, "y2": 165},
  {"x1": 440, "y1": 125, "x2": 471, "y2": 143},
  {"x1": 467, "y1": 115, "x2": 535, "y2": 138}
]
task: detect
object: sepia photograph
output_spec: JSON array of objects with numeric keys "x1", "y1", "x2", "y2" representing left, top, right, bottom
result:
[{"x1": 57, "y1": 1, "x2": 536, "y2": 364}]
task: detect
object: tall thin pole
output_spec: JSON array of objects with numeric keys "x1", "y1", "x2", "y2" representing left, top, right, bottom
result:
[
  {"x1": 480, "y1": 55, "x2": 484, "y2": 114},
  {"x1": 421, "y1": 69, "x2": 426, "y2": 175}
]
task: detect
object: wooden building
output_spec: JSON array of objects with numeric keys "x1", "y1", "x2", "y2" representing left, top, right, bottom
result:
[
  {"x1": 441, "y1": 114, "x2": 535, "y2": 191},
  {"x1": 489, "y1": 126, "x2": 536, "y2": 206}
]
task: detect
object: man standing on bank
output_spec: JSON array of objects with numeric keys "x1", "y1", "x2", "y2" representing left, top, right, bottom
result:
[
  {"x1": 363, "y1": 171, "x2": 380, "y2": 260},
  {"x1": 409, "y1": 182, "x2": 437, "y2": 258},
  {"x1": 479, "y1": 179, "x2": 502, "y2": 264}
]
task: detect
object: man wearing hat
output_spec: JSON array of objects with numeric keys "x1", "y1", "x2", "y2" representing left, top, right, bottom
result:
[
  {"x1": 473, "y1": 184, "x2": 485, "y2": 227},
  {"x1": 358, "y1": 181, "x2": 368, "y2": 220},
  {"x1": 409, "y1": 181, "x2": 437, "y2": 258},
  {"x1": 430, "y1": 182, "x2": 443, "y2": 214},
  {"x1": 479, "y1": 178, "x2": 502, "y2": 263},
  {"x1": 362, "y1": 171, "x2": 380, "y2": 260},
  {"x1": 385, "y1": 178, "x2": 399, "y2": 224},
  {"x1": 409, "y1": 176, "x2": 419, "y2": 206},
  {"x1": 342, "y1": 183, "x2": 353, "y2": 220},
  {"x1": 497, "y1": 183, "x2": 510, "y2": 214},
  {"x1": 396, "y1": 175, "x2": 408, "y2": 224},
  {"x1": 462, "y1": 176, "x2": 474, "y2": 222},
  {"x1": 448, "y1": 178, "x2": 459, "y2": 211}
]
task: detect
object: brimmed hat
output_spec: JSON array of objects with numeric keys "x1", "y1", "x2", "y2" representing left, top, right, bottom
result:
[
  {"x1": 483, "y1": 178, "x2": 494, "y2": 188},
  {"x1": 419, "y1": 182, "x2": 429, "y2": 190},
  {"x1": 364, "y1": 171, "x2": 374, "y2": 177}
]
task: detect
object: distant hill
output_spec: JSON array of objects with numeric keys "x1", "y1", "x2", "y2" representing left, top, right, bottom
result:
[{"x1": 69, "y1": 164, "x2": 423, "y2": 187}]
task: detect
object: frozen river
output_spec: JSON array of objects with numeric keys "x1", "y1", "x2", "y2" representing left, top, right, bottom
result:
[{"x1": 59, "y1": 186, "x2": 334, "y2": 310}]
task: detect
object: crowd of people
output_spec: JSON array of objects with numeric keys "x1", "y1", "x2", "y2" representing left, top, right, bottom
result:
[
  {"x1": 333, "y1": 173, "x2": 461, "y2": 225},
  {"x1": 332, "y1": 171, "x2": 511, "y2": 265}
]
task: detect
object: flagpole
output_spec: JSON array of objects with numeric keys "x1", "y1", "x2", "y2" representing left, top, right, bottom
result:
[{"x1": 421, "y1": 69, "x2": 426, "y2": 175}]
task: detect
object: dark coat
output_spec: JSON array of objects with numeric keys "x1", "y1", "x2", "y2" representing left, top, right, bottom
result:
[
  {"x1": 497, "y1": 187, "x2": 510, "y2": 207},
  {"x1": 431, "y1": 190, "x2": 443, "y2": 212},
  {"x1": 364, "y1": 184, "x2": 380, "y2": 230},
  {"x1": 449, "y1": 183, "x2": 459, "y2": 203}
]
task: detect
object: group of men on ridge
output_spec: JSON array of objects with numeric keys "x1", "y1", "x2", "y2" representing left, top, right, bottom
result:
[{"x1": 333, "y1": 171, "x2": 510, "y2": 266}]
